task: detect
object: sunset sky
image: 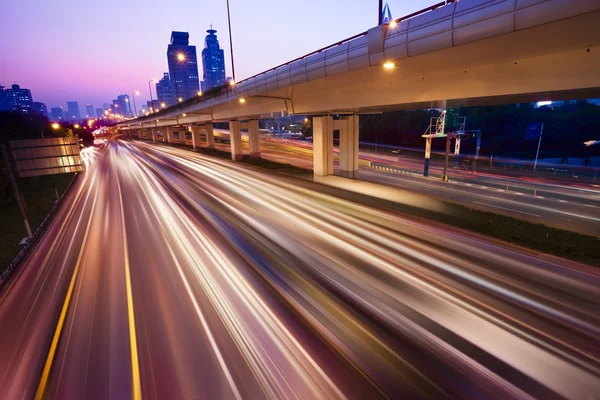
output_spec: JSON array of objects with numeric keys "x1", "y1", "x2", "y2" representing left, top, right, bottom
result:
[{"x1": 1, "y1": 0, "x2": 436, "y2": 111}]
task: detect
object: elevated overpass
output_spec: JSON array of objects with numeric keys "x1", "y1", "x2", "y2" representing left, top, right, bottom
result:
[{"x1": 119, "y1": 0, "x2": 600, "y2": 178}]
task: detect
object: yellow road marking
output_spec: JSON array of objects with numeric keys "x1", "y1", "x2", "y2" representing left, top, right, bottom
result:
[
  {"x1": 117, "y1": 174, "x2": 143, "y2": 400},
  {"x1": 35, "y1": 190, "x2": 99, "y2": 400}
]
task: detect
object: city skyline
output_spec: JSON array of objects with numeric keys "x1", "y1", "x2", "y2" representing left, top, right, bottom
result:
[{"x1": 0, "y1": 0, "x2": 424, "y2": 110}]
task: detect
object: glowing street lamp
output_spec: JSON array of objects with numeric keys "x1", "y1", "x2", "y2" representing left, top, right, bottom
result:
[
  {"x1": 177, "y1": 53, "x2": 185, "y2": 62},
  {"x1": 383, "y1": 61, "x2": 396, "y2": 69},
  {"x1": 197, "y1": 91, "x2": 202, "y2": 97},
  {"x1": 131, "y1": 90, "x2": 140, "y2": 117},
  {"x1": 51, "y1": 123, "x2": 60, "y2": 130},
  {"x1": 178, "y1": 97, "x2": 183, "y2": 103},
  {"x1": 74, "y1": 124, "x2": 80, "y2": 129},
  {"x1": 160, "y1": 102, "x2": 166, "y2": 108},
  {"x1": 239, "y1": 98, "x2": 246, "y2": 104}
]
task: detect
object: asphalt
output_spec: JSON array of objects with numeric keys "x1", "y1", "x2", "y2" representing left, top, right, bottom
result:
[{"x1": 1, "y1": 138, "x2": 599, "y2": 399}]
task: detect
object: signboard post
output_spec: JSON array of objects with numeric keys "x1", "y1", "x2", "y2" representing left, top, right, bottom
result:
[
  {"x1": 526, "y1": 123, "x2": 545, "y2": 170},
  {"x1": 2, "y1": 145, "x2": 32, "y2": 238}
]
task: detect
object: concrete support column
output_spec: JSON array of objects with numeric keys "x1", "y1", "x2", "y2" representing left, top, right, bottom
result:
[
  {"x1": 248, "y1": 120, "x2": 261, "y2": 158},
  {"x1": 338, "y1": 115, "x2": 359, "y2": 179},
  {"x1": 205, "y1": 124, "x2": 215, "y2": 149},
  {"x1": 313, "y1": 115, "x2": 333, "y2": 177},
  {"x1": 229, "y1": 120, "x2": 242, "y2": 161},
  {"x1": 191, "y1": 125, "x2": 201, "y2": 150},
  {"x1": 424, "y1": 137, "x2": 431, "y2": 177},
  {"x1": 151, "y1": 128, "x2": 156, "y2": 142},
  {"x1": 166, "y1": 127, "x2": 174, "y2": 143},
  {"x1": 453, "y1": 136, "x2": 461, "y2": 167}
]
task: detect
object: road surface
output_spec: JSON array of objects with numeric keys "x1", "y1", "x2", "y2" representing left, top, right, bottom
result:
[{"x1": 1, "y1": 139, "x2": 599, "y2": 399}]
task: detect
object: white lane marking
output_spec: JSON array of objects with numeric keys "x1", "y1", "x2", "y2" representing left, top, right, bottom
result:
[{"x1": 472, "y1": 201, "x2": 542, "y2": 218}]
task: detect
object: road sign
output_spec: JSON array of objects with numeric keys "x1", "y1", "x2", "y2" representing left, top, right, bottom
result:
[
  {"x1": 526, "y1": 123, "x2": 543, "y2": 140},
  {"x1": 9, "y1": 137, "x2": 83, "y2": 178}
]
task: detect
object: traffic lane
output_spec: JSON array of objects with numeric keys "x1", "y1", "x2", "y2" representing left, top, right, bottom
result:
[
  {"x1": 42, "y1": 150, "x2": 134, "y2": 399},
  {"x1": 130, "y1": 141, "x2": 600, "y2": 398},
  {"x1": 0, "y1": 171, "x2": 96, "y2": 399},
  {"x1": 122, "y1": 141, "x2": 381, "y2": 399},
  {"x1": 358, "y1": 168, "x2": 600, "y2": 236}
]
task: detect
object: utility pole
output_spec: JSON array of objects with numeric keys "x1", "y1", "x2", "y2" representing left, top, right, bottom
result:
[
  {"x1": 378, "y1": 0, "x2": 383, "y2": 25},
  {"x1": 2, "y1": 145, "x2": 32, "y2": 238},
  {"x1": 226, "y1": 0, "x2": 236, "y2": 82}
]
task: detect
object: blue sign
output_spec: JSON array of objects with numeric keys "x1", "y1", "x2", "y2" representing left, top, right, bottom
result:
[{"x1": 526, "y1": 123, "x2": 543, "y2": 140}]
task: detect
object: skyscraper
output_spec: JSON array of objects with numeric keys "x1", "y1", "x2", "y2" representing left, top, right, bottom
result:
[
  {"x1": 156, "y1": 73, "x2": 174, "y2": 106},
  {"x1": 0, "y1": 86, "x2": 8, "y2": 111},
  {"x1": 85, "y1": 104, "x2": 95, "y2": 118},
  {"x1": 117, "y1": 95, "x2": 132, "y2": 117},
  {"x1": 51, "y1": 107, "x2": 64, "y2": 121},
  {"x1": 66, "y1": 101, "x2": 81, "y2": 121},
  {"x1": 202, "y1": 27, "x2": 226, "y2": 90},
  {"x1": 32, "y1": 102, "x2": 48, "y2": 117},
  {"x1": 4, "y1": 84, "x2": 33, "y2": 113},
  {"x1": 167, "y1": 31, "x2": 200, "y2": 102},
  {"x1": 96, "y1": 108, "x2": 104, "y2": 118}
]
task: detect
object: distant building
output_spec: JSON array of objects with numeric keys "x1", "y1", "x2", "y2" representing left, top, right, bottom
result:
[
  {"x1": 117, "y1": 94, "x2": 132, "y2": 117},
  {"x1": 156, "y1": 73, "x2": 174, "y2": 106},
  {"x1": 4, "y1": 84, "x2": 33, "y2": 113},
  {"x1": 32, "y1": 102, "x2": 48, "y2": 117},
  {"x1": 0, "y1": 86, "x2": 8, "y2": 111},
  {"x1": 96, "y1": 108, "x2": 104, "y2": 118},
  {"x1": 66, "y1": 101, "x2": 81, "y2": 120},
  {"x1": 146, "y1": 99, "x2": 160, "y2": 113},
  {"x1": 102, "y1": 103, "x2": 110, "y2": 110},
  {"x1": 85, "y1": 104, "x2": 95, "y2": 118},
  {"x1": 167, "y1": 31, "x2": 200, "y2": 102},
  {"x1": 201, "y1": 27, "x2": 226, "y2": 90},
  {"x1": 51, "y1": 107, "x2": 64, "y2": 121}
]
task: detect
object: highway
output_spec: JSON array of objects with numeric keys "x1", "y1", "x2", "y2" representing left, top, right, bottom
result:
[
  {"x1": 1, "y1": 139, "x2": 599, "y2": 399},
  {"x1": 206, "y1": 136, "x2": 600, "y2": 236}
]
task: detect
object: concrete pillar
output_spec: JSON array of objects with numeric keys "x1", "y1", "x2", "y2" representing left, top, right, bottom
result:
[
  {"x1": 229, "y1": 120, "x2": 242, "y2": 161},
  {"x1": 151, "y1": 128, "x2": 156, "y2": 143},
  {"x1": 205, "y1": 124, "x2": 215, "y2": 149},
  {"x1": 424, "y1": 137, "x2": 431, "y2": 177},
  {"x1": 454, "y1": 135, "x2": 461, "y2": 167},
  {"x1": 313, "y1": 116, "x2": 333, "y2": 177},
  {"x1": 338, "y1": 115, "x2": 359, "y2": 179},
  {"x1": 191, "y1": 125, "x2": 201, "y2": 150},
  {"x1": 166, "y1": 126, "x2": 174, "y2": 143},
  {"x1": 248, "y1": 120, "x2": 261, "y2": 158}
]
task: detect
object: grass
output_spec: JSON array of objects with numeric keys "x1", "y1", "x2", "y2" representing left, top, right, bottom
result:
[{"x1": 0, "y1": 174, "x2": 74, "y2": 272}]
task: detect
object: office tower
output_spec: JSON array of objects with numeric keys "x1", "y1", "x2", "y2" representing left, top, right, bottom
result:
[
  {"x1": 66, "y1": 101, "x2": 81, "y2": 120},
  {"x1": 167, "y1": 31, "x2": 200, "y2": 102},
  {"x1": 96, "y1": 108, "x2": 104, "y2": 118},
  {"x1": 85, "y1": 104, "x2": 95, "y2": 118},
  {"x1": 32, "y1": 102, "x2": 48, "y2": 117},
  {"x1": 0, "y1": 86, "x2": 8, "y2": 111},
  {"x1": 4, "y1": 84, "x2": 34, "y2": 113},
  {"x1": 103, "y1": 103, "x2": 110, "y2": 110},
  {"x1": 156, "y1": 73, "x2": 174, "y2": 106},
  {"x1": 201, "y1": 27, "x2": 226, "y2": 90},
  {"x1": 51, "y1": 107, "x2": 64, "y2": 121},
  {"x1": 116, "y1": 94, "x2": 132, "y2": 117}
]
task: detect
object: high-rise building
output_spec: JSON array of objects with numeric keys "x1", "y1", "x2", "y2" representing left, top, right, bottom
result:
[
  {"x1": 103, "y1": 103, "x2": 110, "y2": 110},
  {"x1": 167, "y1": 31, "x2": 200, "y2": 102},
  {"x1": 202, "y1": 27, "x2": 226, "y2": 90},
  {"x1": 0, "y1": 86, "x2": 8, "y2": 111},
  {"x1": 51, "y1": 107, "x2": 64, "y2": 121},
  {"x1": 32, "y1": 102, "x2": 48, "y2": 117},
  {"x1": 117, "y1": 95, "x2": 132, "y2": 117},
  {"x1": 96, "y1": 108, "x2": 105, "y2": 118},
  {"x1": 156, "y1": 73, "x2": 174, "y2": 106},
  {"x1": 4, "y1": 84, "x2": 34, "y2": 113},
  {"x1": 147, "y1": 100, "x2": 160, "y2": 113},
  {"x1": 85, "y1": 104, "x2": 95, "y2": 118},
  {"x1": 66, "y1": 101, "x2": 81, "y2": 120}
]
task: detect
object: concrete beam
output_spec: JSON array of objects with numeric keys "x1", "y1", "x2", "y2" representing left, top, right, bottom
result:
[
  {"x1": 229, "y1": 120, "x2": 242, "y2": 161},
  {"x1": 313, "y1": 116, "x2": 333, "y2": 177}
]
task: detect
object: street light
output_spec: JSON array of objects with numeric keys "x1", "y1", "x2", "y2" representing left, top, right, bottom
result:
[
  {"x1": 160, "y1": 102, "x2": 166, "y2": 108},
  {"x1": 226, "y1": 0, "x2": 236, "y2": 82},
  {"x1": 51, "y1": 123, "x2": 60, "y2": 130},
  {"x1": 148, "y1": 78, "x2": 157, "y2": 113},
  {"x1": 74, "y1": 124, "x2": 80, "y2": 129},
  {"x1": 132, "y1": 90, "x2": 140, "y2": 117}
]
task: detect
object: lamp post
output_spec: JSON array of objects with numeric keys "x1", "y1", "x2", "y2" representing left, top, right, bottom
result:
[
  {"x1": 148, "y1": 79, "x2": 157, "y2": 113},
  {"x1": 378, "y1": 0, "x2": 383, "y2": 25},
  {"x1": 226, "y1": 0, "x2": 236, "y2": 83},
  {"x1": 132, "y1": 91, "x2": 140, "y2": 117}
]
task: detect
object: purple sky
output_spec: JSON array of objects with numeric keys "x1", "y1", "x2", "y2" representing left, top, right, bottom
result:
[{"x1": 1, "y1": 0, "x2": 434, "y2": 112}]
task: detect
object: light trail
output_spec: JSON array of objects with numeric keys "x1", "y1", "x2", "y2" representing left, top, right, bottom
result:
[{"x1": 0, "y1": 139, "x2": 598, "y2": 399}]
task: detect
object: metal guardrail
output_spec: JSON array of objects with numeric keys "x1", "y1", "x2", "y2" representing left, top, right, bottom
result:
[{"x1": 0, "y1": 172, "x2": 81, "y2": 296}]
